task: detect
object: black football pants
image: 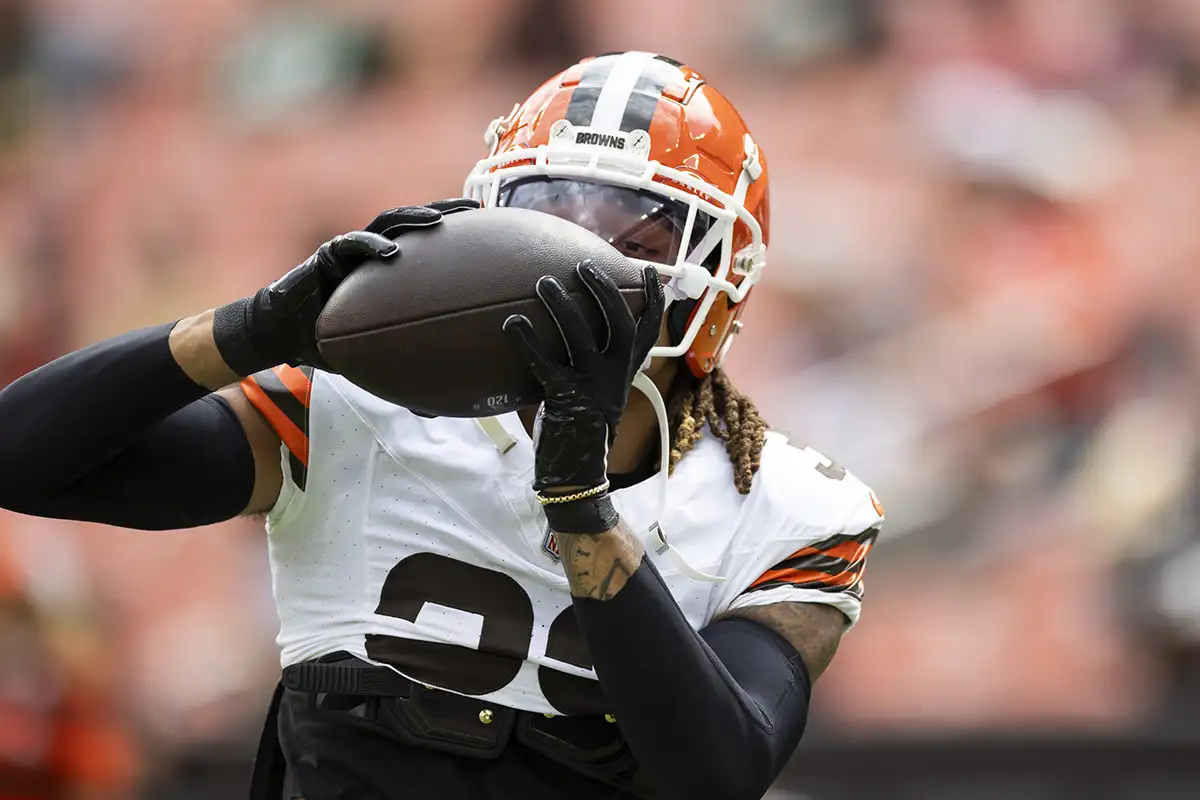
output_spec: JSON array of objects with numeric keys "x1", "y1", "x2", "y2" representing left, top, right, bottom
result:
[{"x1": 277, "y1": 689, "x2": 638, "y2": 800}]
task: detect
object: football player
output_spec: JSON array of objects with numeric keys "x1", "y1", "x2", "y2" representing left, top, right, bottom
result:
[{"x1": 0, "y1": 53, "x2": 882, "y2": 800}]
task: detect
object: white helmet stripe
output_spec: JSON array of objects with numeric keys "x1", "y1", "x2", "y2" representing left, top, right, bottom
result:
[{"x1": 590, "y1": 52, "x2": 656, "y2": 132}]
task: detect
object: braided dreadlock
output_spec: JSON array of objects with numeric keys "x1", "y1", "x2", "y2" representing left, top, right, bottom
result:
[{"x1": 667, "y1": 367, "x2": 767, "y2": 495}]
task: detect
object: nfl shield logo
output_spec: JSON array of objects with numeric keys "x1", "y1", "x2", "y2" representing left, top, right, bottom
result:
[{"x1": 541, "y1": 526, "x2": 561, "y2": 563}]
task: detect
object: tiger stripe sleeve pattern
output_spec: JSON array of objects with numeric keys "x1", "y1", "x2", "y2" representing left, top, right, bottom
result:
[
  {"x1": 744, "y1": 527, "x2": 880, "y2": 600},
  {"x1": 240, "y1": 365, "x2": 314, "y2": 490}
]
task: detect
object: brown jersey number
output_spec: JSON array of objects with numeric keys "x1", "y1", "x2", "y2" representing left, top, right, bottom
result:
[{"x1": 365, "y1": 552, "x2": 607, "y2": 715}]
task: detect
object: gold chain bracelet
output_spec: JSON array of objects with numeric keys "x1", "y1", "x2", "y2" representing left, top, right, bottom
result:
[{"x1": 535, "y1": 481, "x2": 611, "y2": 506}]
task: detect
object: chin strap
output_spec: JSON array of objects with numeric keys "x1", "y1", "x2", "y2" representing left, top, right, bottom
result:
[{"x1": 631, "y1": 370, "x2": 726, "y2": 583}]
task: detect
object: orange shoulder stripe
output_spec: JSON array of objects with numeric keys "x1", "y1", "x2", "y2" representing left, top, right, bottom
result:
[
  {"x1": 787, "y1": 539, "x2": 873, "y2": 565},
  {"x1": 240, "y1": 376, "x2": 310, "y2": 467},
  {"x1": 273, "y1": 364, "x2": 313, "y2": 407},
  {"x1": 748, "y1": 567, "x2": 861, "y2": 592}
]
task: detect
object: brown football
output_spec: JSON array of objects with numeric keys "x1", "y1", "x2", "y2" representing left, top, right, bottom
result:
[{"x1": 315, "y1": 206, "x2": 646, "y2": 417}]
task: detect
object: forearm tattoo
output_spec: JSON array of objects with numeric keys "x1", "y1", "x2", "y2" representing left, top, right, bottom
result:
[{"x1": 556, "y1": 520, "x2": 646, "y2": 601}]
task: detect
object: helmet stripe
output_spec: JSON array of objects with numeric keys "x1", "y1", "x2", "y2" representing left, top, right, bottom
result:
[
  {"x1": 565, "y1": 52, "x2": 687, "y2": 133},
  {"x1": 618, "y1": 91, "x2": 660, "y2": 134},
  {"x1": 618, "y1": 56, "x2": 685, "y2": 133},
  {"x1": 564, "y1": 56, "x2": 616, "y2": 126},
  {"x1": 590, "y1": 51, "x2": 655, "y2": 131}
]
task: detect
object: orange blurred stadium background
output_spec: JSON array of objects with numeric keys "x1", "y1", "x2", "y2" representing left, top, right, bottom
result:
[{"x1": 2, "y1": 0, "x2": 1200, "y2": 797}]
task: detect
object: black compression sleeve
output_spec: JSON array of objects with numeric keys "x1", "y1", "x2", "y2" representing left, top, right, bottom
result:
[
  {"x1": 572, "y1": 556, "x2": 812, "y2": 800},
  {"x1": 0, "y1": 324, "x2": 258, "y2": 529}
]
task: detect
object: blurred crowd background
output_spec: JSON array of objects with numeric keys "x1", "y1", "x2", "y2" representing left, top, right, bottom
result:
[{"x1": 3, "y1": 0, "x2": 1200, "y2": 797}]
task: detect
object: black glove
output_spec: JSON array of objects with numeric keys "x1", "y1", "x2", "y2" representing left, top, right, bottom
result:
[
  {"x1": 213, "y1": 199, "x2": 479, "y2": 375},
  {"x1": 503, "y1": 260, "x2": 664, "y2": 531}
]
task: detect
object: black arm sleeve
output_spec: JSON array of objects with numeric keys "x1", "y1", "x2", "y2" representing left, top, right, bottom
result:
[
  {"x1": 572, "y1": 556, "x2": 812, "y2": 800},
  {"x1": 0, "y1": 324, "x2": 258, "y2": 529}
]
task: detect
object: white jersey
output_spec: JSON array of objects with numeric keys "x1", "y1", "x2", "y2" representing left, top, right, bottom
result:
[{"x1": 241, "y1": 365, "x2": 883, "y2": 716}]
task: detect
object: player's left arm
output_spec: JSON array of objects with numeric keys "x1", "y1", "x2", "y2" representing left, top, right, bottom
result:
[
  {"x1": 508, "y1": 264, "x2": 856, "y2": 800},
  {"x1": 554, "y1": 522, "x2": 826, "y2": 800}
]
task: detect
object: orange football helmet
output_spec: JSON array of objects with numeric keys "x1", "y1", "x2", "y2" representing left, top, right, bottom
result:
[{"x1": 464, "y1": 52, "x2": 769, "y2": 378}]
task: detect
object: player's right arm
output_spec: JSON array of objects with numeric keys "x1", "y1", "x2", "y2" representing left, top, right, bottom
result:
[
  {"x1": 0, "y1": 310, "x2": 275, "y2": 528},
  {"x1": 0, "y1": 203, "x2": 471, "y2": 529}
]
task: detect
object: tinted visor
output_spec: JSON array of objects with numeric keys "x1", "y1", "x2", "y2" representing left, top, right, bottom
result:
[{"x1": 497, "y1": 177, "x2": 713, "y2": 267}]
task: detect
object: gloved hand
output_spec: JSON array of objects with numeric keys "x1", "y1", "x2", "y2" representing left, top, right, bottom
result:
[
  {"x1": 503, "y1": 260, "x2": 664, "y2": 530},
  {"x1": 213, "y1": 198, "x2": 479, "y2": 375}
]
